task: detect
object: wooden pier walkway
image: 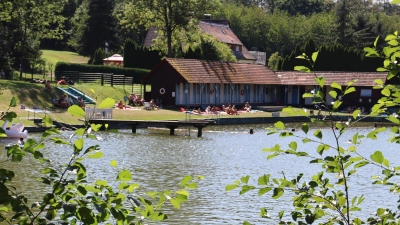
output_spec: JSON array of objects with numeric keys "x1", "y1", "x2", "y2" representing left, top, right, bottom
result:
[{"x1": 88, "y1": 119, "x2": 215, "y2": 137}]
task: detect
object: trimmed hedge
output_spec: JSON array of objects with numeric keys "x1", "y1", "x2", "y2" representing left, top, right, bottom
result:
[{"x1": 55, "y1": 62, "x2": 150, "y2": 82}]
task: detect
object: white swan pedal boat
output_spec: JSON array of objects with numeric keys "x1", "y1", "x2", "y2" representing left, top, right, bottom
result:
[
  {"x1": 1, "y1": 121, "x2": 28, "y2": 138},
  {"x1": 5, "y1": 144, "x2": 24, "y2": 150}
]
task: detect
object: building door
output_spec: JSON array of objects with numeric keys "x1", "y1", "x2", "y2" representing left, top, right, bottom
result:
[
  {"x1": 299, "y1": 86, "x2": 305, "y2": 105},
  {"x1": 280, "y1": 86, "x2": 287, "y2": 104},
  {"x1": 291, "y1": 86, "x2": 299, "y2": 105}
]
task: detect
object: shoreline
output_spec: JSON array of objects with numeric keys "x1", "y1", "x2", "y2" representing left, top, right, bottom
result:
[{"x1": 23, "y1": 115, "x2": 393, "y2": 133}]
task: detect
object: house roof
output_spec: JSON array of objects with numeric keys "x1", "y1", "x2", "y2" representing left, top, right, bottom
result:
[
  {"x1": 143, "y1": 27, "x2": 158, "y2": 47},
  {"x1": 199, "y1": 21, "x2": 255, "y2": 61},
  {"x1": 142, "y1": 59, "x2": 387, "y2": 87},
  {"x1": 277, "y1": 71, "x2": 387, "y2": 86},
  {"x1": 103, "y1": 54, "x2": 123, "y2": 61},
  {"x1": 142, "y1": 58, "x2": 280, "y2": 84},
  {"x1": 199, "y1": 21, "x2": 241, "y2": 45}
]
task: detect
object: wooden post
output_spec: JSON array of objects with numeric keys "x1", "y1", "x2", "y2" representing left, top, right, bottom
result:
[
  {"x1": 197, "y1": 126, "x2": 203, "y2": 137},
  {"x1": 194, "y1": 124, "x2": 206, "y2": 137},
  {"x1": 111, "y1": 73, "x2": 114, "y2": 87},
  {"x1": 101, "y1": 73, "x2": 104, "y2": 86},
  {"x1": 132, "y1": 124, "x2": 137, "y2": 133},
  {"x1": 166, "y1": 124, "x2": 179, "y2": 135}
]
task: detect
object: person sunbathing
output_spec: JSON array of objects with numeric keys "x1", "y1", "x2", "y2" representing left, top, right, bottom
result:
[
  {"x1": 57, "y1": 79, "x2": 67, "y2": 85},
  {"x1": 57, "y1": 94, "x2": 67, "y2": 108},
  {"x1": 128, "y1": 93, "x2": 136, "y2": 106},
  {"x1": 192, "y1": 108, "x2": 202, "y2": 114},
  {"x1": 45, "y1": 80, "x2": 52, "y2": 93},
  {"x1": 117, "y1": 99, "x2": 126, "y2": 109},
  {"x1": 244, "y1": 102, "x2": 251, "y2": 112},
  {"x1": 150, "y1": 99, "x2": 159, "y2": 110},
  {"x1": 135, "y1": 95, "x2": 144, "y2": 106},
  {"x1": 155, "y1": 99, "x2": 163, "y2": 109},
  {"x1": 226, "y1": 106, "x2": 232, "y2": 115},
  {"x1": 205, "y1": 106, "x2": 211, "y2": 114},
  {"x1": 77, "y1": 97, "x2": 85, "y2": 109},
  {"x1": 231, "y1": 105, "x2": 239, "y2": 115}
]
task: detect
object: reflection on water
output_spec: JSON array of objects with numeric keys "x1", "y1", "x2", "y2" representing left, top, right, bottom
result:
[{"x1": 1, "y1": 124, "x2": 399, "y2": 224}]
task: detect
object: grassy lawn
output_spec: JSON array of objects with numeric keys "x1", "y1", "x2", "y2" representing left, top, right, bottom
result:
[
  {"x1": 0, "y1": 80, "x2": 282, "y2": 127},
  {"x1": 9, "y1": 50, "x2": 89, "y2": 81},
  {"x1": 41, "y1": 50, "x2": 89, "y2": 66}
]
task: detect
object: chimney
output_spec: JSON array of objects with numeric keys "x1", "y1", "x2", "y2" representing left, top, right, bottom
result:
[{"x1": 204, "y1": 14, "x2": 211, "y2": 20}]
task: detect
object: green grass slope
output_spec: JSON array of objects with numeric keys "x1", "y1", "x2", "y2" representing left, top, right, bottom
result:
[{"x1": 41, "y1": 50, "x2": 89, "y2": 66}]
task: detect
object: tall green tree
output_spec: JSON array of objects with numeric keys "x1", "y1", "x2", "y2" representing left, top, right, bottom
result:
[
  {"x1": 40, "y1": 0, "x2": 78, "y2": 50},
  {"x1": 77, "y1": 0, "x2": 120, "y2": 58},
  {"x1": 122, "y1": 0, "x2": 220, "y2": 57},
  {"x1": 92, "y1": 48, "x2": 105, "y2": 65},
  {"x1": 334, "y1": 0, "x2": 382, "y2": 49},
  {"x1": 0, "y1": 0, "x2": 65, "y2": 79},
  {"x1": 273, "y1": 0, "x2": 325, "y2": 16},
  {"x1": 123, "y1": 39, "x2": 136, "y2": 68}
]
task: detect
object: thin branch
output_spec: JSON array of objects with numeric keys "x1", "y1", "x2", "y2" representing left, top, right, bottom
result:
[{"x1": 29, "y1": 154, "x2": 76, "y2": 224}]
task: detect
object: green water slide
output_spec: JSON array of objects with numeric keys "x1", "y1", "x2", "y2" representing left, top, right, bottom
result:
[{"x1": 56, "y1": 86, "x2": 96, "y2": 104}]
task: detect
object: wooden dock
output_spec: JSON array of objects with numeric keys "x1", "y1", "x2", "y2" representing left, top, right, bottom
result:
[{"x1": 88, "y1": 119, "x2": 215, "y2": 137}]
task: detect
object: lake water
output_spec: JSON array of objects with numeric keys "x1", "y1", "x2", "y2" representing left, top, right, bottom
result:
[{"x1": 1, "y1": 123, "x2": 399, "y2": 224}]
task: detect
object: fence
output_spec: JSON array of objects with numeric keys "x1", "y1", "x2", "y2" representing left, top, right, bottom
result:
[{"x1": 55, "y1": 71, "x2": 134, "y2": 87}]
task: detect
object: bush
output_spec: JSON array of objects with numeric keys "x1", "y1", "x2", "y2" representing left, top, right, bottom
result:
[
  {"x1": 92, "y1": 48, "x2": 105, "y2": 65},
  {"x1": 55, "y1": 62, "x2": 150, "y2": 82},
  {"x1": 0, "y1": 99, "x2": 203, "y2": 224}
]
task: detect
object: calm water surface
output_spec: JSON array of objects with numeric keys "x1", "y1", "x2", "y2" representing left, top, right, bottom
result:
[{"x1": 1, "y1": 124, "x2": 399, "y2": 224}]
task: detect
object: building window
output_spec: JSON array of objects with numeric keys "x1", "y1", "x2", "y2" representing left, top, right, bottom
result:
[
  {"x1": 360, "y1": 89, "x2": 372, "y2": 97},
  {"x1": 235, "y1": 45, "x2": 239, "y2": 51}
]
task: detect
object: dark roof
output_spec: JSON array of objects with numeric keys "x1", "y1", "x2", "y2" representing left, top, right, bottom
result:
[
  {"x1": 143, "y1": 27, "x2": 157, "y2": 47},
  {"x1": 232, "y1": 51, "x2": 246, "y2": 60},
  {"x1": 142, "y1": 58, "x2": 280, "y2": 84},
  {"x1": 200, "y1": 19, "x2": 230, "y2": 26},
  {"x1": 143, "y1": 60, "x2": 387, "y2": 87},
  {"x1": 277, "y1": 71, "x2": 387, "y2": 86},
  {"x1": 199, "y1": 21, "x2": 241, "y2": 45}
]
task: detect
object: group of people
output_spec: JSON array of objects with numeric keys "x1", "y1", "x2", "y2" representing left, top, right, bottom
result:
[
  {"x1": 54, "y1": 94, "x2": 85, "y2": 109},
  {"x1": 222, "y1": 104, "x2": 239, "y2": 115},
  {"x1": 128, "y1": 93, "x2": 145, "y2": 106},
  {"x1": 346, "y1": 105, "x2": 366, "y2": 114},
  {"x1": 191, "y1": 102, "x2": 252, "y2": 115}
]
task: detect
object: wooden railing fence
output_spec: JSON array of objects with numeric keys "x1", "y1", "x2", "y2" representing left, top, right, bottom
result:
[{"x1": 55, "y1": 71, "x2": 134, "y2": 87}]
